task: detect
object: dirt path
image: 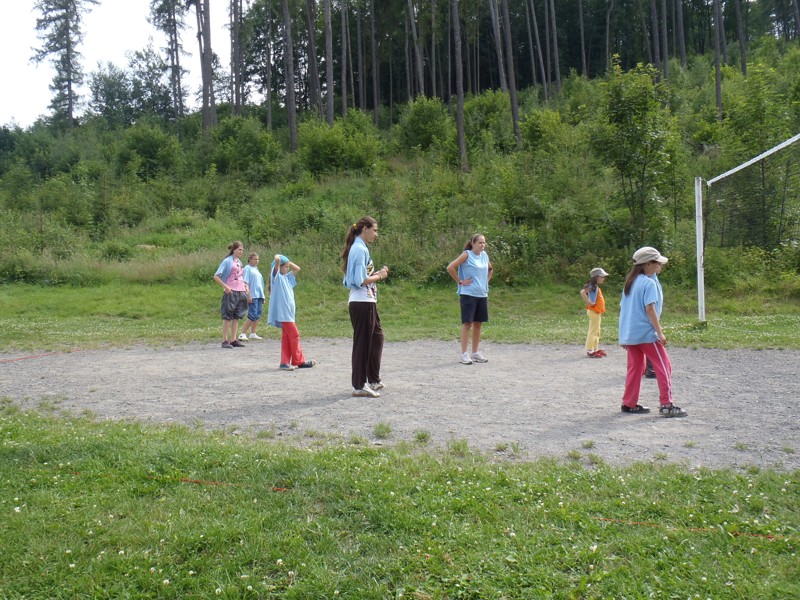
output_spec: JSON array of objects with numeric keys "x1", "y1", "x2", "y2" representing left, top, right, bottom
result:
[{"x1": 2, "y1": 340, "x2": 798, "y2": 471}]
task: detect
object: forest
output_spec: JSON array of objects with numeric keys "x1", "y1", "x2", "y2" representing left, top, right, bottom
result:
[{"x1": 2, "y1": 0, "x2": 800, "y2": 292}]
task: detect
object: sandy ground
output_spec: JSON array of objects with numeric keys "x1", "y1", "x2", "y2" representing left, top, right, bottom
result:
[{"x1": 1, "y1": 339, "x2": 798, "y2": 471}]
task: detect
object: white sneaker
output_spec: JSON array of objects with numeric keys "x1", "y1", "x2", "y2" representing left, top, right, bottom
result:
[
  {"x1": 369, "y1": 382, "x2": 385, "y2": 391},
  {"x1": 238, "y1": 334, "x2": 248, "y2": 341},
  {"x1": 249, "y1": 333, "x2": 262, "y2": 340},
  {"x1": 460, "y1": 352, "x2": 473, "y2": 365},
  {"x1": 471, "y1": 351, "x2": 488, "y2": 363},
  {"x1": 353, "y1": 386, "x2": 380, "y2": 398}
]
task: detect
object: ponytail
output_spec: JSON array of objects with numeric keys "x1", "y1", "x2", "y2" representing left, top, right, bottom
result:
[
  {"x1": 623, "y1": 264, "x2": 647, "y2": 296},
  {"x1": 464, "y1": 233, "x2": 484, "y2": 251},
  {"x1": 226, "y1": 240, "x2": 243, "y2": 257},
  {"x1": 342, "y1": 216, "x2": 377, "y2": 272}
]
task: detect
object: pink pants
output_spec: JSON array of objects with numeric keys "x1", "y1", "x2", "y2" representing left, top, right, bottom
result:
[
  {"x1": 280, "y1": 322, "x2": 306, "y2": 366},
  {"x1": 622, "y1": 342, "x2": 673, "y2": 408}
]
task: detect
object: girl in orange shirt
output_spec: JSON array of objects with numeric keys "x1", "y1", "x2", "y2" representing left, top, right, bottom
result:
[{"x1": 580, "y1": 267, "x2": 609, "y2": 358}]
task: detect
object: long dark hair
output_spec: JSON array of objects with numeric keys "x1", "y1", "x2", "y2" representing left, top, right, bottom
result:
[
  {"x1": 464, "y1": 233, "x2": 484, "y2": 251},
  {"x1": 341, "y1": 216, "x2": 377, "y2": 272},
  {"x1": 623, "y1": 264, "x2": 648, "y2": 296},
  {"x1": 583, "y1": 276, "x2": 599, "y2": 293},
  {"x1": 226, "y1": 240, "x2": 243, "y2": 257}
]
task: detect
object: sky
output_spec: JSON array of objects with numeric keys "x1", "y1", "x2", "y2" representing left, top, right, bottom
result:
[{"x1": 1, "y1": 1, "x2": 231, "y2": 128}]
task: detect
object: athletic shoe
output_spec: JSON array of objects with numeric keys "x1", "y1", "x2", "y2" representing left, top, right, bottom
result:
[
  {"x1": 460, "y1": 352, "x2": 473, "y2": 365},
  {"x1": 352, "y1": 386, "x2": 380, "y2": 398},
  {"x1": 621, "y1": 404, "x2": 650, "y2": 413},
  {"x1": 659, "y1": 403, "x2": 688, "y2": 418},
  {"x1": 595, "y1": 349, "x2": 608, "y2": 357},
  {"x1": 279, "y1": 364, "x2": 296, "y2": 371},
  {"x1": 587, "y1": 351, "x2": 602, "y2": 358},
  {"x1": 297, "y1": 360, "x2": 317, "y2": 368},
  {"x1": 238, "y1": 334, "x2": 248, "y2": 341},
  {"x1": 248, "y1": 333, "x2": 263, "y2": 340},
  {"x1": 369, "y1": 382, "x2": 385, "y2": 391},
  {"x1": 644, "y1": 368, "x2": 656, "y2": 379},
  {"x1": 471, "y1": 351, "x2": 488, "y2": 363},
  {"x1": 221, "y1": 340, "x2": 232, "y2": 348},
  {"x1": 230, "y1": 339, "x2": 245, "y2": 347}
]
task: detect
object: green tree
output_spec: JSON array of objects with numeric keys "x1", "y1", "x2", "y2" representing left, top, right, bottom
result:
[
  {"x1": 33, "y1": 0, "x2": 100, "y2": 126},
  {"x1": 591, "y1": 61, "x2": 675, "y2": 244},
  {"x1": 88, "y1": 63, "x2": 134, "y2": 129}
]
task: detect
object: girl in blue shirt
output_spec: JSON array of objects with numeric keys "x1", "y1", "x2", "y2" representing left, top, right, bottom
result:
[
  {"x1": 447, "y1": 234, "x2": 493, "y2": 365},
  {"x1": 342, "y1": 216, "x2": 389, "y2": 397},
  {"x1": 619, "y1": 246, "x2": 686, "y2": 417},
  {"x1": 267, "y1": 254, "x2": 316, "y2": 371}
]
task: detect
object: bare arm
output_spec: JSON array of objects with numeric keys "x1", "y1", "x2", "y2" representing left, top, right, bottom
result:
[
  {"x1": 645, "y1": 303, "x2": 666, "y2": 345},
  {"x1": 213, "y1": 274, "x2": 230, "y2": 294},
  {"x1": 446, "y1": 252, "x2": 469, "y2": 285}
]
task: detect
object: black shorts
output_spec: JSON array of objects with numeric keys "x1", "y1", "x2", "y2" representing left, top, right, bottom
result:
[
  {"x1": 221, "y1": 290, "x2": 248, "y2": 320},
  {"x1": 460, "y1": 295, "x2": 488, "y2": 324}
]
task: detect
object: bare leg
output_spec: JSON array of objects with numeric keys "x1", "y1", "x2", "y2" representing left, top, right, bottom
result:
[
  {"x1": 230, "y1": 320, "x2": 239, "y2": 339},
  {"x1": 460, "y1": 323, "x2": 472, "y2": 353},
  {"x1": 222, "y1": 319, "x2": 231, "y2": 341},
  {"x1": 471, "y1": 322, "x2": 482, "y2": 353}
]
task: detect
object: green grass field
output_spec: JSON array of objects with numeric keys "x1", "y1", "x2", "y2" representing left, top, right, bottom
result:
[
  {"x1": 1, "y1": 406, "x2": 797, "y2": 598},
  {"x1": 1, "y1": 281, "x2": 798, "y2": 597},
  {"x1": 2, "y1": 281, "x2": 800, "y2": 351}
]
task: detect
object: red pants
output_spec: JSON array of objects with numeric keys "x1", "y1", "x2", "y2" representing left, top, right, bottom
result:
[
  {"x1": 280, "y1": 322, "x2": 306, "y2": 366},
  {"x1": 622, "y1": 342, "x2": 673, "y2": 408}
]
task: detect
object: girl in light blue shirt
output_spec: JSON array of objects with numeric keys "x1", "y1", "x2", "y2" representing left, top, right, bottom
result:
[
  {"x1": 447, "y1": 234, "x2": 493, "y2": 365},
  {"x1": 267, "y1": 254, "x2": 315, "y2": 371}
]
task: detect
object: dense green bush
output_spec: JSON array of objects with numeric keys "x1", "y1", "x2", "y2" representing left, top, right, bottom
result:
[
  {"x1": 210, "y1": 116, "x2": 282, "y2": 183},
  {"x1": 116, "y1": 123, "x2": 182, "y2": 181},
  {"x1": 396, "y1": 97, "x2": 454, "y2": 154},
  {"x1": 463, "y1": 90, "x2": 516, "y2": 153},
  {"x1": 298, "y1": 112, "x2": 381, "y2": 174}
]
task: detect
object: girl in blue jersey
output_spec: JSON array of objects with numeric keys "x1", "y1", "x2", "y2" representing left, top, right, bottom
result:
[
  {"x1": 342, "y1": 217, "x2": 389, "y2": 397},
  {"x1": 240, "y1": 252, "x2": 265, "y2": 340},
  {"x1": 618, "y1": 246, "x2": 687, "y2": 417},
  {"x1": 267, "y1": 254, "x2": 316, "y2": 371},
  {"x1": 447, "y1": 234, "x2": 493, "y2": 365}
]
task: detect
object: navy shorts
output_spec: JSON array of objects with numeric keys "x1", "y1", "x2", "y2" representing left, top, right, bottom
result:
[
  {"x1": 247, "y1": 297, "x2": 264, "y2": 321},
  {"x1": 221, "y1": 290, "x2": 248, "y2": 320},
  {"x1": 460, "y1": 295, "x2": 488, "y2": 324}
]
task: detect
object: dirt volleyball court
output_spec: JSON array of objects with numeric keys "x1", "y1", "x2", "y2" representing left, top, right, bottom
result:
[{"x1": 1, "y1": 339, "x2": 798, "y2": 471}]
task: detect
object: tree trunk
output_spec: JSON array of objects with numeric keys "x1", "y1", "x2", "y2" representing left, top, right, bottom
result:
[
  {"x1": 675, "y1": 0, "x2": 687, "y2": 66},
  {"x1": 713, "y1": 0, "x2": 723, "y2": 118},
  {"x1": 407, "y1": 0, "x2": 425, "y2": 96},
  {"x1": 451, "y1": 0, "x2": 469, "y2": 172},
  {"x1": 370, "y1": 0, "x2": 379, "y2": 125},
  {"x1": 231, "y1": 0, "x2": 243, "y2": 114},
  {"x1": 530, "y1": 0, "x2": 548, "y2": 98},
  {"x1": 324, "y1": 0, "x2": 334, "y2": 124},
  {"x1": 640, "y1": 6, "x2": 653, "y2": 66},
  {"x1": 266, "y1": 2, "x2": 273, "y2": 129},
  {"x1": 660, "y1": 0, "x2": 669, "y2": 79},
  {"x1": 431, "y1": 0, "x2": 437, "y2": 98},
  {"x1": 195, "y1": 0, "x2": 217, "y2": 131},
  {"x1": 405, "y1": 13, "x2": 413, "y2": 99},
  {"x1": 500, "y1": 0, "x2": 520, "y2": 143},
  {"x1": 649, "y1": 0, "x2": 661, "y2": 71},
  {"x1": 548, "y1": 0, "x2": 561, "y2": 92},
  {"x1": 281, "y1": 0, "x2": 297, "y2": 150},
  {"x1": 488, "y1": 0, "x2": 508, "y2": 91},
  {"x1": 523, "y1": 0, "x2": 537, "y2": 86},
  {"x1": 305, "y1": 0, "x2": 322, "y2": 117},
  {"x1": 341, "y1": 0, "x2": 348, "y2": 116},
  {"x1": 347, "y1": 6, "x2": 356, "y2": 109},
  {"x1": 357, "y1": 7, "x2": 365, "y2": 109},
  {"x1": 793, "y1": 0, "x2": 800, "y2": 41},
  {"x1": 605, "y1": 0, "x2": 614, "y2": 71},
  {"x1": 578, "y1": 0, "x2": 587, "y2": 76},
  {"x1": 733, "y1": 0, "x2": 747, "y2": 75}
]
